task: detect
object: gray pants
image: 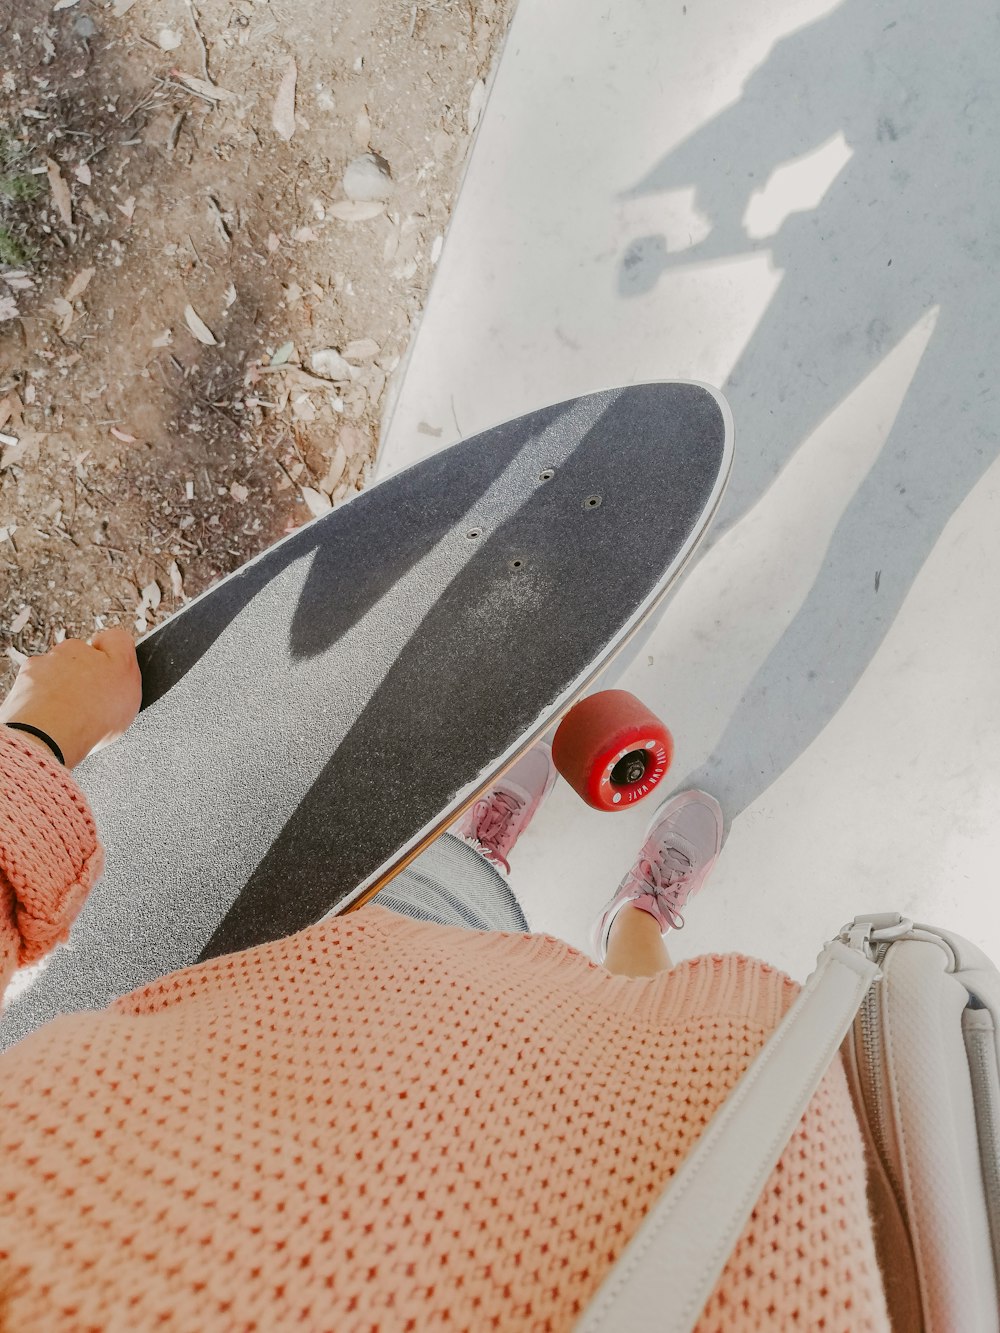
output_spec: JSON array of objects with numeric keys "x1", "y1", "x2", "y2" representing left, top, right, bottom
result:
[{"x1": 372, "y1": 833, "x2": 529, "y2": 932}]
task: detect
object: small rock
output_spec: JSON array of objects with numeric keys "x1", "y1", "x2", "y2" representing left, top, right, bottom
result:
[
  {"x1": 342, "y1": 152, "x2": 393, "y2": 203},
  {"x1": 73, "y1": 15, "x2": 98, "y2": 38},
  {"x1": 156, "y1": 26, "x2": 183, "y2": 50},
  {"x1": 309, "y1": 348, "x2": 354, "y2": 382}
]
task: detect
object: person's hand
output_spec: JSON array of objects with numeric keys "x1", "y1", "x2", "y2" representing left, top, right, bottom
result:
[{"x1": 0, "y1": 629, "x2": 142, "y2": 768}]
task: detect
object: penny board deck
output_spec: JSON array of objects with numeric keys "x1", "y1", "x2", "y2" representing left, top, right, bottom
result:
[{"x1": 1, "y1": 381, "x2": 732, "y2": 1048}]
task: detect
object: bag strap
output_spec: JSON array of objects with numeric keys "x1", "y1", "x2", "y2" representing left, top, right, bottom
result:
[{"x1": 575, "y1": 937, "x2": 881, "y2": 1333}]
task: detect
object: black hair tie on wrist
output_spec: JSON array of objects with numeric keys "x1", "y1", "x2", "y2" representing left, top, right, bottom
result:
[{"x1": 4, "y1": 723, "x2": 65, "y2": 766}]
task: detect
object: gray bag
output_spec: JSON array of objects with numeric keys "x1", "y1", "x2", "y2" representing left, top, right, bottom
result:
[{"x1": 576, "y1": 913, "x2": 1000, "y2": 1333}]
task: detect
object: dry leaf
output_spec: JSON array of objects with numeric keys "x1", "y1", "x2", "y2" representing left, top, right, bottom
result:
[
  {"x1": 270, "y1": 340, "x2": 295, "y2": 366},
  {"x1": 266, "y1": 232, "x2": 281, "y2": 253},
  {"x1": 9, "y1": 607, "x2": 30, "y2": 634},
  {"x1": 184, "y1": 304, "x2": 218, "y2": 346},
  {"x1": 338, "y1": 423, "x2": 370, "y2": 456},
  {"x1": 4, "y1": 393, "x2": 23, "y2": 429},
  {"x1": 319, "y1": 442, "x2": 347, "y2": 495},
  {"x1": 275, "y1": 366, "x2": 345, "y2": 393},
  {"x1": 301, "y1": 486, "x2": 332, "y2": 518},
  {"x1": 65, "y1": 267, "x2": 95, "y2": 302},
  {"x1": 468, "y1": 79, "x2": 487, "y2": 134},
  {"x1": 168, "y1": 560, "x2": 184, "y2": 598},
  {"x1": 139, "y1": 581, "x2": 161, "y2": 612},
  {"x1": 224, "y1": 283, "x2": 238, "y2": 307},
  {"x1": 2, "y1": 270, "x2": 34, "y2": 291},
  {"x1": 172, "y1": 71, "x2": 236, "y2": 102},
  {"x1": 353, "y1": 107, "x2": 372, "y2": 148},
  {"x1": 1, "y1": 430, "x2": 39, "y2": 472},
  {"x1": 0, "y1": 294, "x2": 17, "y2": 323},
  {"x1": 272, "y1": 59, "x2": 297, "y2": 141},
  {"x1": 110, "y1": 427, "x2": 138, "y2": 443},
  {"x1": 343, "y1": 338, "x2": 380, "y2": 362},
  {"x1": 0, "y1": 399, "x2": 11, "y2": 432},
  {"x1": 116, "y1": 195, "x2": 137, "y2": 222},
  {"x1": 328, "y1": 200, "x2": 384, "y2": 222},
  {"x1": 51, "y1": 297, "x2": 74, "y2": 335},
  {"x1": 112, "y1": 0, "x2": 139, "y2": 13},
  {"x1": 309, "y1": 348, "x2": 354, "y2": 381},
  {"x1": 74, "y1": 162, "x2": 92, "y2": 186},
  {"x1": 291, "y1": 391, "x2": 317, "y2": 422},
  {"x1": 230, "y1": 481, "x2": 249, "y2": 503},
  {"x1": 292, "y1": 226, "x2": 319, "y2": 243},
  {"x1": 45, "y1": 157, "x2": 72, "y2": 226},
  {"x1": 151, "y1": 329, "x2": 173, "y2": 348},
  {"x1": 53, "y1": 0, "x2": 81, "y2": 10}
]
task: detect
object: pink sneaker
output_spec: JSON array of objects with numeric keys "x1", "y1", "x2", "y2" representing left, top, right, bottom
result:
[
  {"x1": 453, "y1": 743, "x2": 557, "y2": 873},
  {"x1": 593, "y1": 789, "x2": 723, "y2": 963}
]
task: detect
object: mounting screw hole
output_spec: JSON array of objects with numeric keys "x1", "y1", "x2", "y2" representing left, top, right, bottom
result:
[
  {"x1": 509, "y1": 558, "x2": 524, "y2": 570},
  {"x1": 584, "y1": 495, "x2": 602, "y2": 509},
  {"x1": 466, "y1": 528, "x2": 482, "y2": 540},
  {"x1": 539, "y1": 468, "x2": 555, "y2": 482}
]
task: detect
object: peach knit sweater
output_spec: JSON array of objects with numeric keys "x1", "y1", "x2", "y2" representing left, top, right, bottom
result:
[{"x1": 0, "y1": 728, "x2": 889, "y2": 1331}]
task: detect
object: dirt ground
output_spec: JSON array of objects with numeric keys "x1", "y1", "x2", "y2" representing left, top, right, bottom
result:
[{"x1": 0, "y1": 0, "x2": 511, "y2": 691}]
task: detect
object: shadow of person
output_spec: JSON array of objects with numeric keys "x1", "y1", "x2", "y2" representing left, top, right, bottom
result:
[
  {"x1": 617, "y1": 0, "x2": 1000, "y2": 816},
  {"x1": 137, "y1": 410, "x2": 551, "y2": 708}
]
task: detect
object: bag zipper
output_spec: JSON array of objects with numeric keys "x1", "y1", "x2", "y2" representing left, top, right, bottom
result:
[
  {"x1": 856, "y1": 940, "x2": 907, "y2": 1205},
  {"x1": 839, "y1": 917, "x2": 914, "y2": 1214}
]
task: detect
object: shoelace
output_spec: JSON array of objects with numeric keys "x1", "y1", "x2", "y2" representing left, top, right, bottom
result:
[
  {"x1": 470, "y1": 791, "x2": 523, "y2": 873},
  {"x1": 621, "y1": 844, "x2": 693, "y2": 929}
]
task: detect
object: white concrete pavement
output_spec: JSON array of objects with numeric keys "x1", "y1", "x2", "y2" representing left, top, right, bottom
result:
[{"x1": 377, "y1": 0, "x2": 1000, "y2": 981}]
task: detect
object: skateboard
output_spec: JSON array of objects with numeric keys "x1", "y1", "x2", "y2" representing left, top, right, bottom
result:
[{"x1": 0, "y1": 381, "x2": 732, "y2": 1049}]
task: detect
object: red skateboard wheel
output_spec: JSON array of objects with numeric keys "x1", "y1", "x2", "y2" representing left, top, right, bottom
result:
[{"x1": 552, "y1": 690, "x2": 673, "y2": 811}]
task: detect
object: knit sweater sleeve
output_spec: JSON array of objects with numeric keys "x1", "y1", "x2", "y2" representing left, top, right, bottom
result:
[{"x1": 0, "y1": 729, "x2": 105, "y2": 999}]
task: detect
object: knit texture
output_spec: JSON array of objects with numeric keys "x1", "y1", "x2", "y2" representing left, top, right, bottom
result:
[
  {"x1": 0, "y1": 730, "x2": 889, "y2": 1331},
  {"x1": 0, "y1": 730, "x2": 104, "y2": 993}
]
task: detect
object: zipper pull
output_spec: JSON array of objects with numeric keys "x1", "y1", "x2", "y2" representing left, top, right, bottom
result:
[{"x1": 838, "y1": 912, "x2": 914, "y2": 960}]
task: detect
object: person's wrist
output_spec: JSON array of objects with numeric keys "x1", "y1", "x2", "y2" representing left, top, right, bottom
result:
[{"x1": 2, "y1": 722, "x2": 66, "y2": 764}]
